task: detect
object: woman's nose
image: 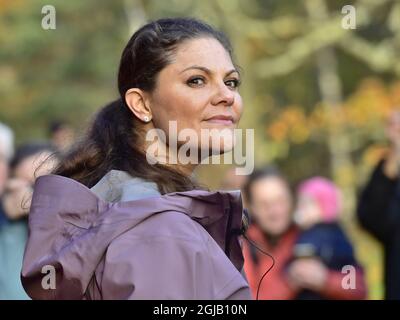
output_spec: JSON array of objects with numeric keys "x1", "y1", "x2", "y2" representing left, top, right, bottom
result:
[{"x1": 211, "y1": 83, "x2": 235, "y2": 107}]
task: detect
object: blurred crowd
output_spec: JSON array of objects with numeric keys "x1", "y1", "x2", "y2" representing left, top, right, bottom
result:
[
  {"x1": 0, "y1": 120, "x2": 73, "y2": 299},
  {"x1": 222, "y1": 110, "x2": 400, "y2": 300},
  {"x1": 1, "y1": 112, "x2": 400, "y2": 299}
]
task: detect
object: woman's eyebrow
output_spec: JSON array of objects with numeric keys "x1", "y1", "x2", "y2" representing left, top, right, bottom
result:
[{"x1": 179, "y1": 65, "x2": 240, "y2": 77}]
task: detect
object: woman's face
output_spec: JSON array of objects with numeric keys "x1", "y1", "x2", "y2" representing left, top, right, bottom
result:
[
  {"x1": 0, "y1": 153, "x2": 9, "y2": 195},
  {"x1": 148, "y1": 37, "x2": 243, "y2": 163},
  {"x1": 14, "y1": 151, "x2": 57, "y2": 185}
]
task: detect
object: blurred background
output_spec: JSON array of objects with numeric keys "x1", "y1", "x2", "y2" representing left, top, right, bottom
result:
[{"x1": 1, "y1": 0, "x2": 400, "y2": 299}]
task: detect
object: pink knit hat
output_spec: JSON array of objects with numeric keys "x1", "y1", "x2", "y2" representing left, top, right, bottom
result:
[{"x1": 297, "y1": 177, "x2": 341, "y2": 222}]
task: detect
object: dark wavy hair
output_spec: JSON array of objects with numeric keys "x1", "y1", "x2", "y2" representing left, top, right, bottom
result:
[{"x1": 51, "y1": 17, "x2": 235, "y2": 194}]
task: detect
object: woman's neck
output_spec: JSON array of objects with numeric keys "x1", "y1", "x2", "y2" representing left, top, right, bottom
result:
[{"x1": 141, "y1": 134, "x2": 199, "y2": 177}]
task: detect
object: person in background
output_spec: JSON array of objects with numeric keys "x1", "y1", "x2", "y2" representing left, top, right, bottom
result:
[
  {"x1": 288, "y1": 177, "x2": 367, "y2": 300},
  {"x1": 0, "y1": 140, "x2": 57, "y2": 299},
  {"x1": 357, "y1": 110, "x2": 400, "y2": 300},
  {"x1": 242, "y1": 167, "x2": 367, "y2": 299},
  {"x1": 48, "y1": 120, "x2": 75, "y2": 153},
  {"x1": 242, "y1": 167, "x2": 298, "y2": 299},
  {"x1": 0, "y1": 123, "x2": 14, "y2": 226},
  {"x1": 0, "y1": 123, "x2": 29, "y2": 299},
  {"x1": 2, "y1": 142, "x2": 58, "y2": 220}
]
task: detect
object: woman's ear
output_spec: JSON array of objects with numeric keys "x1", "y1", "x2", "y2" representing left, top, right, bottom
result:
[{"x1": 125, "y1": 88, "x2": 152, "y2": 123}]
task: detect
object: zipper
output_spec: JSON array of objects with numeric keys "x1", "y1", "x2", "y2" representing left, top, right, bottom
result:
[{"x1": 224, "y1": 195, "x2": 233, "y2": 258}]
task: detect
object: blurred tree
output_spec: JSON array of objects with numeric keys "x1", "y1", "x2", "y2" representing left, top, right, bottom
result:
[{"x1": 0, "y1": 0, "x2": 129, "y2": 142}]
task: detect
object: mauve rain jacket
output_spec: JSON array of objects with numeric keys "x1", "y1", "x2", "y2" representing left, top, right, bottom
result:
[{"x1": 20, "y1": 172, "x2": 252, "y2": 300}]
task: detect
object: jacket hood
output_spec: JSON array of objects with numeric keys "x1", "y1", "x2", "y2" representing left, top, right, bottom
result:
[{"x1": 21, "y1": 174, "x2": 245, "y2": 299}]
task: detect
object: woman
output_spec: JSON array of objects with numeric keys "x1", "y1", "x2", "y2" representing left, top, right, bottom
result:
[{"x1": 21, "y1": 17, "x2": 252, "y2": 300}]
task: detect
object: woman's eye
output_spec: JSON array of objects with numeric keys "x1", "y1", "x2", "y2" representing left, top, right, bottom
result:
[
  {"x1": 225, "y1": 79, "x2": 241, "y2": 89},
  {"x1": 187, "y1": 77, "x2": 205, "y2": 87}
]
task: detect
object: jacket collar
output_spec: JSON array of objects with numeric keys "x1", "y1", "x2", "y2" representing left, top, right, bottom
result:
[{"x1": 90, "y1": 169, "x2": 161, "y2": 202}]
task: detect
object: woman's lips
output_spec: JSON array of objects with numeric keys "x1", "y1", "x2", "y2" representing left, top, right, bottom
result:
[
  {"x1": 207, "y1": 119, "x2": 234, "y2": 125},
  {"x1": 205, "y1": 115, "x2": 235, "y2": 126}
]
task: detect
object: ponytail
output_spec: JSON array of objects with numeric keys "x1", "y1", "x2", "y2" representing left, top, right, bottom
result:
[{"x1": 51, "y1": 99, "x2": 207, "y2": 194}]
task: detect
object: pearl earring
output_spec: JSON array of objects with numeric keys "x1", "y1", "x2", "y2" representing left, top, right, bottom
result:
[{"x1": 143, "y1": 116, "x2": 150, "y2": 122}]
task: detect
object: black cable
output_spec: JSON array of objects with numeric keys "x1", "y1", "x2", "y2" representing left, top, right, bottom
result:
[{"x1": 242, "y1": 231, "x2": 276, "y2": 300}]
